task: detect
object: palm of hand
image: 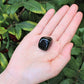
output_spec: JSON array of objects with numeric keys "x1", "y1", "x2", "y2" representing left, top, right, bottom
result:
[{"x1": 6, "y1": 4, "x2": 82, "y2": 84}]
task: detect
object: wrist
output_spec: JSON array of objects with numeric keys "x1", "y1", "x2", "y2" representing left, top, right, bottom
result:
[
  {"x1": 0, "y1": 68, "x2": 35, "y2": 84},
  {"x1": 0, "y1": 69, "x2": 19, "y2": 84}
]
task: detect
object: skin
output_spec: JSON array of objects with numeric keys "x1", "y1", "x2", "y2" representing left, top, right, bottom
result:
[{"x1": 0, "y1": 4, "x2": 83, "y2": 84}]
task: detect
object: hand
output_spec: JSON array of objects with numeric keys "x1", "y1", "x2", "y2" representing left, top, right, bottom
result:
[{"x1": 1, "y1": 4, "x2": 83, "y2": 84}]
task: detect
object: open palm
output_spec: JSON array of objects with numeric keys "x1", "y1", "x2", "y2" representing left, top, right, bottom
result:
[{"x1": 4, "y1": 4, "x2": 83, "y2": 84}]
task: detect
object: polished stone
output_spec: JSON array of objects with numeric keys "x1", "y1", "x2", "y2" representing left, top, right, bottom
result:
[{"x1": 38, "y1": 37, "x2": 52, "y2": 51}]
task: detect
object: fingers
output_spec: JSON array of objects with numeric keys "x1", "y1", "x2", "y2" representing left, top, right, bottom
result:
[
  {"x1": 31, "y1": 9, "x2": 55, "y2": 35},
  {"x1": 59, "y1": 12, "x2": 83, "y2": 46},
  {"x1": 41, "y1": 5, "x2": 69, "y2": 36},
  {"x1": 50, "y1": 43, "x2": 73, "y2": 77},
  {"x1": 51, "y1": 4, "x2": 78, "y2": 41}
]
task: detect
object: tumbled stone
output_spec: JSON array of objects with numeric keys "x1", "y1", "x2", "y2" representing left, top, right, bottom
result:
[{"x1": 38, "y1": 37, "x2": 52, "y2": 51}]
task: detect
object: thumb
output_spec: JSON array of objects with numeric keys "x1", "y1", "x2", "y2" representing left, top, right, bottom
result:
[
  {"x1": 50, "y1": 43, "x2": 73, "y2": 77},
  {"x1": 60, "y1": 42, "x2": 73, "y2": 62}
]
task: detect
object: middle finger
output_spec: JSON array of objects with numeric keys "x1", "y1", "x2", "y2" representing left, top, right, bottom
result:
[
  {"x1": 41, "y1": 5, "x2": 69, "y2": 36},
  {"x1": 51, "y1": 4, "x2": 78, "y2": 41}
]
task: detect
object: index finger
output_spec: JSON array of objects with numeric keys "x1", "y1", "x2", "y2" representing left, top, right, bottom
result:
[{"x1": 59, "y1": 12, "x2": 83, "y2": 46}]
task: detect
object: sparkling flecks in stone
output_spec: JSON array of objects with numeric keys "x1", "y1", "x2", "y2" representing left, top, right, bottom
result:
[{"x1": 38, "y1": 37, "x2": 52, "y2": 51}]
